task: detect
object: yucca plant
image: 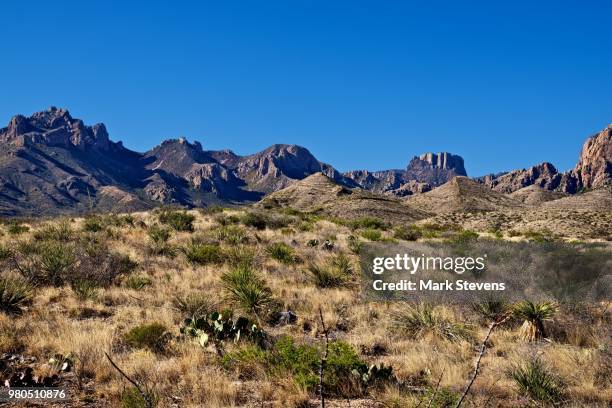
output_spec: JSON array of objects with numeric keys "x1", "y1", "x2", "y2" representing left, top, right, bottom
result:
[
  {"x1": 510, "y1": 358, "x2": 564, "y2": 404},
  {"x1": 512, "y1": 300, "x2": 557, "y2": 342},
  {"x1": 266, "y1": 242, "x2": 296, "y2": 264},
  {"x1": 392, "y1": 303, "x2": 472, "y2": 342},
  {"x1": 221, "y1": 264, "x2": 274, "y2": 321},
  {"x1": 0, "y1": 274, "x2": 33, "y2": 314}
]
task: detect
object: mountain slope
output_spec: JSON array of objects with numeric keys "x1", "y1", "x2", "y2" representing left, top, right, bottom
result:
[
  {"x1": 260, "y1": 172, "x2": 428, "y2": 224},
  {"x1": 406, "y1": 176, "x2": 525, "y2": 213}
]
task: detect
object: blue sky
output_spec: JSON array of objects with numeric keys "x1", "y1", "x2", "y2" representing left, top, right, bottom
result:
[{"x1": 1, "y1": 1, "x2": 610, "y2": 176}]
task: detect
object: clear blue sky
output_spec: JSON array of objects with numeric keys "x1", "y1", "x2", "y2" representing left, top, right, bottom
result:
[{"x1": 1, "y1": 1, "x2": 610, "y2": 176}]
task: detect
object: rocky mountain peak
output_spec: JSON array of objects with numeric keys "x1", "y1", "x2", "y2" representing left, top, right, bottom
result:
[
  {"x1": 573, "y1": 125, "x2": 612, "y2": 189},
  {"x1": 0, "y1": 107, "x2": 112, "y2": 151}
]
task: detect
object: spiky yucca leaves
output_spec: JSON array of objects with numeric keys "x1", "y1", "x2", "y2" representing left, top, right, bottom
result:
[
  {"x1": 221, "y1": 264, "x2": 274, "y2": 320},
  {"x1": 0, "y1": 274, "x2": 33, "y2": 314},
  {"x1": 510, "y1": 358, "x2": 565, "y2": 404},
  {"x1": 392, "y1": 303, "x2": 472, "y2": 342},
  {"x1": 512, "y1": 301, "x2": 557, "y2": 342}
]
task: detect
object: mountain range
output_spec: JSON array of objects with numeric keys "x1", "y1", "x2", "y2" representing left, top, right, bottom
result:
[{"x1": 0, "y1": 107, "x2": 610, "y2": 217}]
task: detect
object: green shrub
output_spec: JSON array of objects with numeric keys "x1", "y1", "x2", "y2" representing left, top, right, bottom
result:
[
  {"x1": 266, "y1": 242, "x2": 296, "y2": 264},
  {"x1": 241, "y1": 211, "x2": 291, "y2": 230},
  {"x1": 0, "y1": 274, "x2": 33, "y2": 314},
  {"x1": 124, "y1": 323, "x2": 168, "y2": 352},
  {"x1": 7, "y1": 222, "x2": 29, "y2": 235},
  {"x1": 181, "y1": 310, "x2": 266, "y2": 348},
  {"x1": 158, "y1": 210, "x2": 195, "y2": 232},
  {"x1": 33, "y1": 221, "x2": 73, "y2": 242},
  {"x1": 215, "y1": 225, "x2": 247, "y2": 245},
  {"x1": 392, "y1": 303, "x2": 472, "y2": 342},
  {"x1": 121, "y1": 387, "x2": 155, "y2": 408},
  {"x1": 221, "y1": 264, "x2": 273, "y2": 318},
  {"x1": 393, "y1": 226, "x2": 421, "y2": 241},
  {"x1": 269, "y1": 336, "x2": 391, "y2": 396},
  {"x1": 147, "y1": 225, "x2": 171, "y2": 244},
  {"x1": 124, "y1": 273, "x2": 153, "y2": 290},
  {"x1": 510, "y1": 358, "x2": 565, "y2": 404},
  {"x1": 349, "y1": 217, "x2": 388, "y2": 230},
  {"x1": 523, "y1": 229, "x2": 555, "y2": 243},
  {"x1": 361, "y1": 229, "x2": 382, "y2": 241},
  {"x1": 33, "y1": 241, "x2": 76, "y2": 285},
  {"x1": 71, "y1": 279, "x2": 99, "y2": 301},
  {"x1": 82, "y1": 217, "x2": 104, "y2": 232},
  {"x1": 447, "y1": 229, "x2": 479, "y2": 244},
  {"x1": 185, "y1": 243, "x2": 223, "y2": 265},
  {"x1": 224, "y1": 246, "x2": 256, "y2": 268},
  {"x1": 307, "y1": 254, "x2": 353, "y2": 288},
  {"x1": 221, "y1": 345, "x2": 267, "y2": 378}
]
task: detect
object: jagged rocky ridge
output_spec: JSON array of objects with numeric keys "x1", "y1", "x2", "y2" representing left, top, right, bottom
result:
[
  {"x1": 0, "y1": 107, "x2": 610, "y2": 216},
  {"x1": 477, "y1": 125, "x2": 612, "y2": 194}
]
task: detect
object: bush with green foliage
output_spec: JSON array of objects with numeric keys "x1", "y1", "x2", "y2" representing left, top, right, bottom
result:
[
  {"x1": 265, "y1": 336, "x2": 393, "y2": 396},
  {"x1": 392, "y1": 303, "x2": 472, "y2": 342},
  {"x1": 360, "y1": 228, "x2": 382, "y2": 241},
  {"x1": 82, "y1": 217, "x2": 104, "y2": 233},
  {"x1": 33, "y1": 221, "x2": 73, "y2": 242},
  {"x1": 348, "y1": 217, "x2": 388, "y2": 231},
  {"x1": 158, "y1": 210, "x2": 195, "y2": 232},
  {"x1": 124, "y1": 322, "x2": 169, "y2": 352},
  {"x1": 393, "y1": 225, "x2": 422, "y2": 241},
  {"x1": 7, "y1": 222, "x2": 29, "y2": 235},
  {"x1": 447, "y1": 229, "x2": 479, "y2": 244},
  {"x1": 71, "y1": 279, "x2": 99, "y2": 300},
  {"x1": 510, "y1": 358, "x2": 565, "y2": 404},
  {"x1": 184, "y1": 243, "x2": 223, "y2": 265},
  {"x1": 221, "y1": 264, "x2": 274, "y2": 318},
  {"x1": 307, "y1": 253, "x2": 353, "y2": 288},
  {"x1": 346, "y1": 235, "x2": 363, "y2": 254},
  {"x1": 215, "y1": 225, "x2": 247, "y2": 245},
  {"x1": 266, "y1": 242, "x2": 296, "y2": 264},
  {"x1": 124, "y1": 273, "x2": 152, "y2": 290},
  {"x1": 0, "y1": 274, "x2": 33, "y2": 314},
  {"x1": 241, "y1": 211, "x2": 291, "y2": 230}
]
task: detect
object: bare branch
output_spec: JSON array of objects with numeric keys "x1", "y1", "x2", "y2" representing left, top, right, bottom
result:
[{"x1": 105, "y1": 352, "x2": 153, "y2": 408}]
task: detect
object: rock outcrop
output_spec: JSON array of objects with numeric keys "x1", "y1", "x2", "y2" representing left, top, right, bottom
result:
[
  {"x1": 573, "y1": 125, "x2": 612, "y2": 190},
  {"x1": 344, "y1": 151, "x2": 465, "y2": 196},
  {"x1": 477, "y1": 125, "x2": 611, "y2": 194}
]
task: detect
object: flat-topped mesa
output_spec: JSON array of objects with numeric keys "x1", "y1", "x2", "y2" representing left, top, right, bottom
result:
[
  {"x1": 409, "y1": 152, "x2": 467, "y2": 175},
  {"x1": 0, "y1": 106, "x2": 112, "y2": 151}
]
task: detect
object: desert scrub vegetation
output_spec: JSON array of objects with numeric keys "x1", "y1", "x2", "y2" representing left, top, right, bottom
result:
[
  {"x1": 391, "y1": 303, "x2": 473, "y2": 342},
  {"x1": 124, "y1": 322, "x2": 169, "y2": 352},
  {"x1": 184, "y1": 242, "x2": 224, "y2": 265},
  {"x1": 509, "y1": 358, "x2": 565, "y2": 404},
  {"x1": 0, "y1": 273, "x2": 33, "y2": 314},
  {"x1": 512, "y1": 300, "x2": 557, "y2": 342},
  {"x1": 157, "y1": 209, "x2": 195, "y2": 231},
  {"x1": 0, "y1": 209, "x2": 609, "y2": 407},
  {"x1": 221, "y1": 264, "x2": 274, "y2": 319},
  {"x1": 266, "y1": 242, "x2": 297, "y2": 264},
  {"x1": 307, "y1": 253, "x2": 354, "y2": 288}
]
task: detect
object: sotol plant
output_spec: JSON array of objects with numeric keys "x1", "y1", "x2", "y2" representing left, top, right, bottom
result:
[
  {"x1": 0, "y1": 274, "x2": 33, "y2": 314},
  {"x1": 391, "y1": 303, "x2": 472, "y2": 342},
  {"x1": 512, "y1": 300, "x2": 557, "y2": 342},
  {"x1": 510, "y1": 358, "x2": 565, "y2": 404},
  {"x1": 221, "y1": 264, "x2": 274, "y2": 320}
]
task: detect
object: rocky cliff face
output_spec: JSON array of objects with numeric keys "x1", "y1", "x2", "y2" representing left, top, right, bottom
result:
[
  {"x1": 478, "y1": 125, "x2": 611, "y2": 194},
  {"x1": 573, "y1": 125, "x2": 612, "y2": 190},
  {"x1": 0, "y1": 107, "x2": 114, "y2": 152},
  {"x1": 344, "y1": 151, "x2": 466, "y2": 196}
]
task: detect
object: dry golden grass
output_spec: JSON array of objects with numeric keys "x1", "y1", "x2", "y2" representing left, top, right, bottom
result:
[{"x1": 0, "y1": 208, "x2": 609, "y2": 407}]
